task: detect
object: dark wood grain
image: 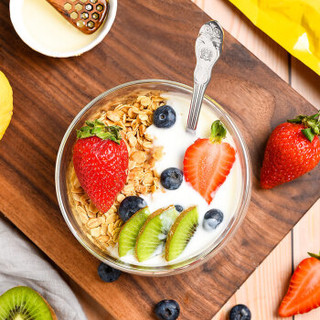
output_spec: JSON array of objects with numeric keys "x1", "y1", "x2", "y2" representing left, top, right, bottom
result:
[{"x1": 0, "y1": 0, "x2": 319, "y2": 319}]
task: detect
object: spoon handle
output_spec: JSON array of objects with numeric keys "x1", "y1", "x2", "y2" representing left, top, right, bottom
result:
[
  {"x1": 186, "y1": 20, "x2": 224, "y2": 133},
  {"x1": 187, "y1": 82, "x2": 207, "y2": 133}
]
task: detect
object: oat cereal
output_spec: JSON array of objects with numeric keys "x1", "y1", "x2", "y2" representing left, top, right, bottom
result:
[{"x1": 67, "y1": 91, "x2": 166, "y2": 250}]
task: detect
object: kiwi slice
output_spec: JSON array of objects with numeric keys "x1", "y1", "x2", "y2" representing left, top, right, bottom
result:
[
  {"x1": 165, "y1": 206, "x2": 199, "y2": 261},
  {"x1": 135, "y1": 205, "x2": 179, "y2": 262},
  {"x1": 0, "y1": 286, "x2": 56, "y2": 320},
  {"x1": 118, "y1": 206, "x2": 150, "y2": 257}
]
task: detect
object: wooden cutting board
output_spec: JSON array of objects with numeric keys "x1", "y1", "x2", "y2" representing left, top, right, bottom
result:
[{"x1": 0, "y1": 0, "x2": 319, "y2": 319}]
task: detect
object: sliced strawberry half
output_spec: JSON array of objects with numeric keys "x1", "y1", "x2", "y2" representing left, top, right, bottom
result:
[
  {"x1": 279, "y1": 252, "x2": 320, "y2": 317},
  {"x1": 183, "y1": 120, "x2": 236, "y2": 204}
]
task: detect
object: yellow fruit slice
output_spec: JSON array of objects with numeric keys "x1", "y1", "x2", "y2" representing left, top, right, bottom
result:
[{"x1": 0, "y1": 71, "x2": 13, "y2": 140}]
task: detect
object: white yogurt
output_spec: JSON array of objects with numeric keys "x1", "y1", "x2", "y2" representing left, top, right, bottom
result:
[{"x1": 113, "y1": 94, "x2": 243, "y2": 266}]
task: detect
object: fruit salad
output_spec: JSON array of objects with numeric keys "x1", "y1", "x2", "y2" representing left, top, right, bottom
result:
[{"x1": 67, "y1": 91, "x2": 242, "y2": 267}]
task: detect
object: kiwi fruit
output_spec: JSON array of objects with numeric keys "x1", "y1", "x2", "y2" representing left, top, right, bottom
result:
[
  {"x1": 135, "y1": 205, "x2": 179, "y2": 262},
  {"x1": 0, "y1": 286, "x2": 57, "y2": 320},
  {"x1": 165, "y1": 206, "x2": 199, "y2": 261},
  {"x1": 118, "y1": 206, "x2": 150, "y2": 257}
]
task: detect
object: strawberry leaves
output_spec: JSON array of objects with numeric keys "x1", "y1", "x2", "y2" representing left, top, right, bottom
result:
[
  {"x1": 77, "y1": 120, "x2": 122, "y2": 144},
  {"x1": 288, "y1": 111, "x2": 320, "y2": 142},
  {"x1": 209, "y1": 120, "x2": 227, "y2": 143},
  {"x1": 302, "y1": 128, "x2": 316, "y2": 143},
  {"x1": 308, "y1": 251, "x2": 320, "y2": 260}
]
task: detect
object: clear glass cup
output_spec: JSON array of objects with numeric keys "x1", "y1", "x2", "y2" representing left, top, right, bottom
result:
[{"x1": 55, "y1": 79, "x2": 252, "y2": 276}]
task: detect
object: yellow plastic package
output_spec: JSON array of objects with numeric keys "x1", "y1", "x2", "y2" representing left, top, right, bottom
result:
[{"x1": 228, "y1": 0, "x2": 320, "y2": 75}]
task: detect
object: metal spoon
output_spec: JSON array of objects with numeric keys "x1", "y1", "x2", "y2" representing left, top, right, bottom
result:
[{"x1": 186, "y1": 21, "x2": 224, "y2": 133}]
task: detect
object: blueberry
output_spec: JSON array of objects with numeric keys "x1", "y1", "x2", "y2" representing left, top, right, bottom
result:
[
  {"x1": 229, "y1": 304, "x2": 251, "y2": 320},
  {"x1": 154, "y1": 300, "x2": 180, "y2": 320},
  {"x1": 98, "y1": 263, "x2": 121, "y2": 282},
  {"x1": 203, "y1": 209, "x2": 224, "y2": 231},
  {"x1": 153, "y1": 105, "x2": 176, "y2": 128},
  {"x1": 161, "y1": 168, "x2": 183, "y2": 190},
  {"x1": 119, "y1": 196, "x2": 147, "y2": 222},
  {"x1": 175, "y1": 205, "x2": 184, "y2": 212}
]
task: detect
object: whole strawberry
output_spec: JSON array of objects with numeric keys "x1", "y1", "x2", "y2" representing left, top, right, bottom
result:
[
  {"x1": 261, "y1": 111, "x2": 320, "y2": 189},
  {"x1": 73, "y1": 120, "x2": 129, "y2": 213}
]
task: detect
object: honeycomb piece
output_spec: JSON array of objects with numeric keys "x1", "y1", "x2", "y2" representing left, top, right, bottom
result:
[
  {"x1": 92, "y1": 12, "x2": 99, "y2": 20},
  {"x1": 64, "y1": 2, "x2": 72, "y2": 10},
  {"x1": 77, "y1": 20, "x2": 85, "y2": 27},
  {"x1": 96, "y1": 4, "x2": 103, "y2": 11},
  {"x1": 74, "y1": 3, "x2": 83, "y2": 11},
  {"x1": 85, "y1": 3, "x2": 93, "y2": 11},
  {"x1": 70, "y1": 12, "x2": 78, "y2": 19},
  {"x1": 87, "y1": 21, "x2": 95, "y2": 28},
  {"x1": 81, "y1": 12, "x2": 89, "y2": 19}
]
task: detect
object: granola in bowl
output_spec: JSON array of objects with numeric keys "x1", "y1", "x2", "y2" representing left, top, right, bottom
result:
[{"x1": 67, "y1": 92, "x2": 166, "y2": 250}]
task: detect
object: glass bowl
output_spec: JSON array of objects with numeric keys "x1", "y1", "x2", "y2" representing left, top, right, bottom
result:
[{"x1": 55, "y1": 79, "x2": 252, "y2": 276}]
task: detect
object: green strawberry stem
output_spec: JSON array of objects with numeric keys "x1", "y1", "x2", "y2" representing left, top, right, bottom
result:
[
  {"x1": 308, "y1": 252, "x2": 320, "y2": 260},
  {"x1": 209, "y1": 120, "x2": 227, "y2": 143},
  {"x1": 288, "y1": 111, "x2": 320, "y2": 142},
  {"x1": 77, "y1": 120, "x2": 122, "y2": 144}
]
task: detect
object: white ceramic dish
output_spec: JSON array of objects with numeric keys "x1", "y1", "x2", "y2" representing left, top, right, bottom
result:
[{"x1": 10, "y1": 0, "x2": 117, "y2": 58}]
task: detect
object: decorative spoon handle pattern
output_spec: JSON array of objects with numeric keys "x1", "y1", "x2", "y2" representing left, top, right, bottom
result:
[{"x1": 187, "y1": 21, "x2": 224, "y2": 133}]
